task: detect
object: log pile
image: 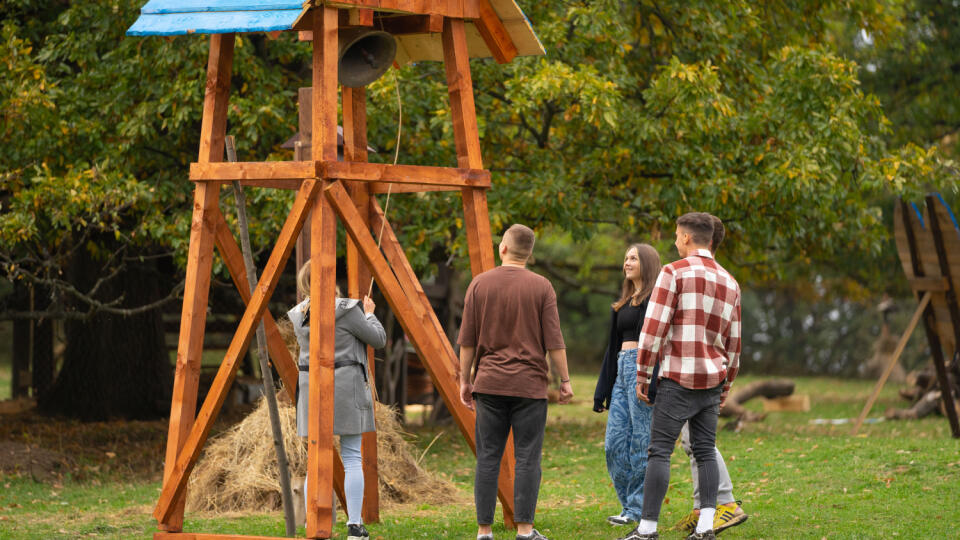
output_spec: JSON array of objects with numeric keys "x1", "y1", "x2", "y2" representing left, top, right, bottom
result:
[
  {"x1": 719, "y1": 379, "x2": 795, "y2": 431},
  {"x1": 886, "y1": 360, "x2": 960, "y2": 420}
]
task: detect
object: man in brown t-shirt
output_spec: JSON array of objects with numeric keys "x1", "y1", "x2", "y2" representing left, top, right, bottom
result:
[{"x1": 458, "y1": 224, "x2": 574, "y2": 540}]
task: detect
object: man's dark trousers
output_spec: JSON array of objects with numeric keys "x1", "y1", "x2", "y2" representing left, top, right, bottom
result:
[
  {"x1": 474, "y1": 392, "x2": 548, "y2": 525},
  {"x1": 641, "y1": 379, "x2": 723, "y2": 521}
]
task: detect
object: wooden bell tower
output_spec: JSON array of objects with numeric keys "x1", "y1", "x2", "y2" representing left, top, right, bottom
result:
[{"x1": 127, "y1": 1, "x2": 545, "y2": 539}]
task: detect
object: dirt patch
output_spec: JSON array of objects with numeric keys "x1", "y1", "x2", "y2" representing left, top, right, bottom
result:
[
  {"x1": 0, "y1": 410, "x2": 170, "y2": 482},
  {"x1": 0, "y1": 441, "x2": 73, "y2": 482}
]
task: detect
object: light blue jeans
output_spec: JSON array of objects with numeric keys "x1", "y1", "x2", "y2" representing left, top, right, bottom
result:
[
  {"x1": 304, "y1": 434, "x2": 364, "y2": 525},
  {"x1": 604, "y1": 348, "x2": 653, "y2": 522}
]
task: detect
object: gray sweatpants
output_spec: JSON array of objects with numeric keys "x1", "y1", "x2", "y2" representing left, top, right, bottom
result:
[{"x1": 680, "y1": 423, "x2": 736, "y2": 508}]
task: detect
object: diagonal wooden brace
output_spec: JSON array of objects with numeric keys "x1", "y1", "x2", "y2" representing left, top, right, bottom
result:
[
  {"x1": 154, "y1": 178, "x2": 320, "y2": 524},
  {"x1": 327, "y1": 181, "x2": 517, "y2": 527}
]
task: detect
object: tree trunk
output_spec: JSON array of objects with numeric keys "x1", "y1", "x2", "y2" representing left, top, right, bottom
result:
[
  {"x1": 10, "y1": 284, "x2": 54, "y2": 400},
  {"x1": 39, "y1": 246, "x2": 172, "y2": 420}
]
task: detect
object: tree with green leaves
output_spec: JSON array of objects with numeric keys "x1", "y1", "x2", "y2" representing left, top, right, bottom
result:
[{"x1": 1, "y1": 1, "x2": 955, "y2": 417}]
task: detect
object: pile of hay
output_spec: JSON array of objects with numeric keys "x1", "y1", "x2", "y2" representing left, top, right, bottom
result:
[{"x1": 186, "y1": 326, "x2": 457, "y2": 513}]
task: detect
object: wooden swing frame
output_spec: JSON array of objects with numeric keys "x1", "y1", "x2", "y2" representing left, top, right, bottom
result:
[{"x1": 154, "y1": 6, "x2": 520, "y2": 539}]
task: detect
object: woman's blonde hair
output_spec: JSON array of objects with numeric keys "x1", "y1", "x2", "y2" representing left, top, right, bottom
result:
[
  {"x1": 612, "y1": 243, "x2": 661, "y2": 311},
  {"x1": 296, "y1": 263, "x2": 341, "y2": 300}
]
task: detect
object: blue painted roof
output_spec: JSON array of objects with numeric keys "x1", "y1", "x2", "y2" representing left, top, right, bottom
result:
[{"x1": 127, "y1": 1, "x2": 308, "y2": 36}]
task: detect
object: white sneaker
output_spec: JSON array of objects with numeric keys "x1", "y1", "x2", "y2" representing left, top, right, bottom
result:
[{"x1": 607, "y1": 513, "x2": 634, "y2": 526}]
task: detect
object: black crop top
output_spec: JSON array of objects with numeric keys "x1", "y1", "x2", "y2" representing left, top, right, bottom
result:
[{"x1": 616, "y1": 301, "x2": 645, "y2": 341}]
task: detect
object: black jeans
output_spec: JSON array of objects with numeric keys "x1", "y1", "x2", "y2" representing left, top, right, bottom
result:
[
  {"x1": 641, "y1": 379, "x2": 722, "y2": 522},
  {"x1": 474, "y1": 392, "x2": 548, "y2": 525}
]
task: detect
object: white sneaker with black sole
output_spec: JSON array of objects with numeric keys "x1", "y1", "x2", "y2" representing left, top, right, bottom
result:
[{"x1": 607, "y1": 513, "x2": 634, "y2": 526}]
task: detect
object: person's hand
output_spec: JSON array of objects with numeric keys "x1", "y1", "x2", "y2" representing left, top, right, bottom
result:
[
  {"x1": 636, "y1": 382, "x2": 650, "y2": 404},
  {"x1": 592, "y1": 401, "x2": 607, "y2": 413},
  {"x1": 558, "y1": 381, "x2": 574, "y2": 404},
  {"x1": 460, "y1": 381, "x2": 474, "y2": 410},
  {"x1": 362, "y1": 295, "x2": 375, "y2": 314}
]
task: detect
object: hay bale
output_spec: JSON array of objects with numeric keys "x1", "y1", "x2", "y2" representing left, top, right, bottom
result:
[{"x1": 186, "y1": 396, "x2": 456, "y2": 514}]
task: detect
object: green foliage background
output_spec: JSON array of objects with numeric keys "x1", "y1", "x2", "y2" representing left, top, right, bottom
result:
[{"x1": 1, "y1": 0, "x2": 958, "y2": 373}]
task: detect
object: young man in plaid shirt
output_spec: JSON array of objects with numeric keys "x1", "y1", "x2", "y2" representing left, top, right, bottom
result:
[{"x1": 623, "y1": 212, "x2": 741, "y2": 540}]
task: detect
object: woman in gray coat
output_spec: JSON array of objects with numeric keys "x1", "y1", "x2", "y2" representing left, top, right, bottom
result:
[{"x1": 288, "y1": 263, "x2": 386, "y2": 540}]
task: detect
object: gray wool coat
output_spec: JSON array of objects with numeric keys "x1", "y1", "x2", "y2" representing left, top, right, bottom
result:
[{"x1": 287, "y1": 297, "x2": 386, "y2": 437}]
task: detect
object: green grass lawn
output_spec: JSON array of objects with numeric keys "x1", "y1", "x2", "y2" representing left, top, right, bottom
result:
[{"x1": 1, "y1": 374, "x2": 958, "y2": 539}]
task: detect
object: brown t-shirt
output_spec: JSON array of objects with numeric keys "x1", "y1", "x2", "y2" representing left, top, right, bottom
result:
[{"x1": 458, "y1": 265, "x2": 566, "y2": 400}]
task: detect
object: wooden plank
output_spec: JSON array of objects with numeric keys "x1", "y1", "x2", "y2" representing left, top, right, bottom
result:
[
  {"x1": 442, "y1": 18, "x2": 483, "y2": 170},
  {"x1": 474, "y1": 0, "x2": 518, "y2": 63},
  {"x1": 190, "y1": 161, "x2": 316, "y2": 181},
  {"x1": 155, "y1": 533, "x2": 294, "y2": 540},
  {"x1": 328, "y1": 183, "x2": 516, "y2": 527},
  {"x1": 321, "y1": 161, "x2": 491, "y2": 187},
  {"x1": 307, "y1": 181, "x2": 338, "y2": 539},
  {"x1": 762, "y1": 394, "x2": 811, "y2": 412},
  {"x1": 159, "y1": 32, "x2": 234, "y2": 533},
  {"x1": 295, "y1": 88, "x2": 313, "y2": 300},
  {"x1": 348, "y1": 8, "x2": 375, "y2": 26},
  {"x1": 927, "y1": 195, "x2": 960, "y2": 353},
  {"x1": 377, "y1": 14, "x2": 444, "y2": 34},
  {"x1": 369, "y1": 183, "x2": 460, "y2": 193},
  {"x1": 909, "y1": 277, "x2": 950, "y2": 292},
  {"x1": 211, "y1": 208, "x2": 298, "y2": 400},
  {"x1": 312, "y1": 7, "x2": 339, "y2": 164},
  {"x1": 851, "y1": 292, "x2": 931, "y2": 435},
  {"x1": 306, "y1": 8, "x2": 339, "y2": 538},
  {"x1": 341, "y1": 84, "x2": 381, "y2": 524},
  {"x1": 155, "y1": 179, "x2": 320, "y2": 524}
]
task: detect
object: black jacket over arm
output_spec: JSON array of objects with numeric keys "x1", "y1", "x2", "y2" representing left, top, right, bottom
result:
[{"x1": 593, "y1": 299, "x2": 658, "y2": 412}]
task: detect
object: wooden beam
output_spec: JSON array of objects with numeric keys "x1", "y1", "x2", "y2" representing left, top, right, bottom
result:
[
  {"x1": 327, "y1": 182, "x2": 516, "y2": 527},
  {"x1": 307, "y1": 181, "x2": 338, "y2": 539},
  {"x1": 155, "y1": 533, "x2": 294, "y2": 540},
  {"x1": 442, "y1": 17, "x2": 497, "y2": 275},
  {"x1": 191, "y1": 160, "x2": 490, "y2": 189},
  {"x1": 442, "y1": 18, "x2": 482, "y2": 170},
  {"x1": 851, "y1": 291, "x2": 932, "y2": 435},
  {"x1": 306, "y1": 7, "x2": 339, "y2": 538},
  {"x1": 369, "y1": 183, "x2": 460, "y2": 193},
  {"x1": 154, "y1": 179, "x2": 320, "y2": 524},
  {"x1": 321, "y1": 161, "x2": 491, "y2": 187},
  {"x1": 190, "y1": 161, "x2": 317, "y2": 182},
  {"x1": 323, "y1": 0, "x2": 465, "y2": 17},
  {"x1": 159, "y1": 32, "x2": 234, "y2": 533},
  {"x1": 376, "y1": 14, "x2": 444, "y2": 34},
  {"x1": 342, "y1": 84, "x2": 381, "y2": 524},
  {"x1": 211, "y1": 208, "x2": 298, "y2": 400},
  {"x1": 474, "y1": 0, "x2": 518, "y2": 64},
  {"x1": 910, "y1": 276, "x2": 950, "y2": 292}
]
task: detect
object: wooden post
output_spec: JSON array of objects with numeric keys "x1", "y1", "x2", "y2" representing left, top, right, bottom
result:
[
  {"x1": 442, "y1": 17, "x2": 496, "y2": 277},
  {"x1": 295, "y1": 87, "x2": 313, "y2": 297},
  {"x1": 852, "y1": 292, "x2": 931, "y2": 435},
  {"x1": 307, "y1": 6, "x2": 339, "y2": 538},
  {"x1": 342, "y1": 85, "x2": 381, "y2": 524},
  {"x1": 159, "y1": 33, "x2": 234, "y2": 533}
]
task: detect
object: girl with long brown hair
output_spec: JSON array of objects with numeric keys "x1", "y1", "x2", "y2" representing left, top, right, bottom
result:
[{"x1": 592, "y1": 243, "x2": 661, "y2": 527}]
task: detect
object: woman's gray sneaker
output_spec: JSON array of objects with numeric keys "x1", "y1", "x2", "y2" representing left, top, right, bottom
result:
[{"x1": 516, "y1": 529, "x2": 549, "y2": 540}]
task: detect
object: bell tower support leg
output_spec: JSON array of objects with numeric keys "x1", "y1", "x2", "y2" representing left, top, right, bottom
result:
[
  {"x1": 342, "y1": 85, "x2": 381, "y2": 524},
  {"x1": 159, "y1": 33, "x2": 234, "y2": 533},
  {"x1": 307, "y1": 6, "x2": 339, "y2": 539},
  {"x1": 442, "y1": 17, "x2": 516, "y2": 529}
]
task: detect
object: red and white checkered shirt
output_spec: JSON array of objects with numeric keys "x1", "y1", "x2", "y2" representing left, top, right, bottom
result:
[{"x1": 636, "y1": 248, "x2": 741, "y2": 401}]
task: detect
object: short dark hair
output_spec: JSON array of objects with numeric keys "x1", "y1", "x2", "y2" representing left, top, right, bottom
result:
[
  {"x1": 503, "y1": 224, "x2": 535, "y2": 259},
  {"x1": 676, "y1": 212, "x2": 714, "y2": 247},
  {"x1": 710, "y1": 215, "x2": 725, "y2": 252}
]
